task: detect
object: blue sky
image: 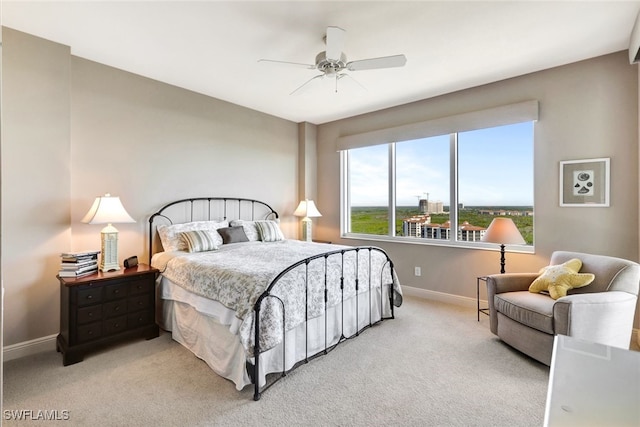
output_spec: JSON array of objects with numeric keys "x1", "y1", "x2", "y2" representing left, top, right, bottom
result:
[{"x1": 350, "y1": 121, "x2": 534, "y2": 207}]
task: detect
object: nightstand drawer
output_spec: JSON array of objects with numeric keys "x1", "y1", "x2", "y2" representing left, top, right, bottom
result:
[
  {"x1": 77, "y1": 322, "x2": 102, "y2": 343},
  {"x1": 103, "y1": 300, "x2": 127, "y2": 318},
  {"x1": 105, "y1": 282, "x2": 128, "y2": 300},
  {"x1": 128, "y1": 294, "x2": 150, "y2": 312},
  {"x1": 103, "y1": 315, "x2": 127, "y2": 336},
  {"x1": 129, "y1": 279, "x2": 152, "y2": 296},
  {"x1": 128, "y1": 310, "x2": 153, "y2": 328},
  {"x1": 77, "y1": 305, "x2": 103, "y2": 325},
  {"x1": 77, "y1": 287, "x2": 103, "y2": 306}
]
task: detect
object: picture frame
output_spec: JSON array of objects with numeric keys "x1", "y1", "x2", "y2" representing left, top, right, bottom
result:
[{"x1": 559, "y1": 158, "x2": 610, "y2": 207}]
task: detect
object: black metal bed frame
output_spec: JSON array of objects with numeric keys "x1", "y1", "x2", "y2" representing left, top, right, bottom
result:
[{"x1": 148, "y1": 197, "x2": 397, "y2": 401}]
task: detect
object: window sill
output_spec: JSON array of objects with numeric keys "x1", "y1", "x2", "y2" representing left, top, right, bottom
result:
[{"x1": 341, "y1": 233, "x2": 535, "y2": 254}]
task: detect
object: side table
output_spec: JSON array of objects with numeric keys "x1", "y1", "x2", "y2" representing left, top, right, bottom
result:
[
  {"x1": 57, "y1": 264, "x2": 160, "y2": 365},
  {"x1": 477, "y1": 276, "x2": 490, "y2": 321}
]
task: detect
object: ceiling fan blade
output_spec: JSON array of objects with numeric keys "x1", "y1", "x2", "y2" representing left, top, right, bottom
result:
[
  {"x1": 347, "y1": 54, "x2": 407, "y2": 71},
  {"x1": 258, "y1": 59, "x2": 316, "y2": 69},
  {"x1": 290, "y1": 74, "x2": 324, "y2": 95},
  {"x1": 338, "y1": 73, "x2": 367, "y2": 92},
  {"x1": 325, "y1": 26, "x2": 346, "y2": 61}
]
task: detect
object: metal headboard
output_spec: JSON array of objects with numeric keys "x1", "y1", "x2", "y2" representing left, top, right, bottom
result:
[{"x1": 148, "y1": 197, "x2": 279, "y2": 263}]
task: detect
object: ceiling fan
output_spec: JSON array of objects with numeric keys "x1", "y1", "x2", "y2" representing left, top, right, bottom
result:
[{"x1": 258, "y1": 26, "x2": 407, "y2": 95}]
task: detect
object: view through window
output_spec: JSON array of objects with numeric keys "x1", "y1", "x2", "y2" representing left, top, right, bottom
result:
[{"x1": 343, "y1": 121, "x2": 534, "y2": 246}]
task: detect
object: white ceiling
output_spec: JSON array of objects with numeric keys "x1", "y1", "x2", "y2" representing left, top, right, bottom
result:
[{"x1": 3, "y1": 1, "x2": 640, "y2": 124}]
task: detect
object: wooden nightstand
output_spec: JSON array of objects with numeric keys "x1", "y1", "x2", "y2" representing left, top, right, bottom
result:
[{"x1": 56, "y1": 264, "x2": 160, "y2": 366}]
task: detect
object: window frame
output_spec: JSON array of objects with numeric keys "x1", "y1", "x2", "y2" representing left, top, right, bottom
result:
[{"x1": 340, "y1": 122, "x2": 535, "y2": 254}]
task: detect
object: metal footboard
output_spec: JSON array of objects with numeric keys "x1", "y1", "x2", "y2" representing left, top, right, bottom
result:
[{"x1": 250, "y1": 246, "x2": 397, "y2": 401}]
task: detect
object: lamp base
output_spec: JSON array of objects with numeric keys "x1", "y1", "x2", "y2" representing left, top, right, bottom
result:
[
  {"x1": 100, "y1": 227, "x2": 120, "y2": 272},
  {"x1": 99, "y1": 262, "x2": 120, "y2": 272},
  {"x1": 301, "y1": 218, "x2": 312, "y2": 242}
]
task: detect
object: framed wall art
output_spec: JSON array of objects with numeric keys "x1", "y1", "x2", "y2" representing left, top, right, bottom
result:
[{"x1": 559, "y1": 158, "x2": 610, "y2": 207}]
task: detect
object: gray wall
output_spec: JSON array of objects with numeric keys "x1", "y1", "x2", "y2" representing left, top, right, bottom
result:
[
  {"x1": 2, "y1": 28, "x2": 299, "y2": 347},
  {"x1": 316, "y1": 52, "x2": 640, "y2": 327}
]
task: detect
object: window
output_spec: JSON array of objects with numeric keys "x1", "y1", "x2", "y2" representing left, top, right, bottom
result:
[
  {"x1": 347, "y1": 144, "x2": 389, "y2": 235},
  {"x1": 341, "y1": 121, "x2": 534, "y2": 248}
]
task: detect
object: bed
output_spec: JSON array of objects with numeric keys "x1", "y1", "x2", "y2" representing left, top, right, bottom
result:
[{"x1": 148, "y1": 197, "x2": 402, "y2": 400}]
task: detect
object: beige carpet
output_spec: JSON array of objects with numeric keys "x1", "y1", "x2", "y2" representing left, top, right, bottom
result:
[{"x1": 3, "y1": 297, "x2": 550, "y2": 426}]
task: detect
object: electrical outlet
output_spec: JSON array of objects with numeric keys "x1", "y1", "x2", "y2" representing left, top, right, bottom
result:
[{"x1": 414, "y1": 266, "x2": 421, "y2": 276}]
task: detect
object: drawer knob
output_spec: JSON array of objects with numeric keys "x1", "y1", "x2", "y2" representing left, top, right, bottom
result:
[{"x1": 87, "y1": 295, "x2": 93, "y2": 300}]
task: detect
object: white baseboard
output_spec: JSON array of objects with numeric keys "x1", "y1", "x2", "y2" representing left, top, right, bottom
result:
[
  {"x1": 3, "y1": 334, "x2": 57, "y2": 362},
  {"x1": 401, "y1": 285, "x2": 481, "y2": 310}
]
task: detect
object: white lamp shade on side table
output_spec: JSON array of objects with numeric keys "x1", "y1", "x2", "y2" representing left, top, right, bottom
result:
[
  {"x1": 82, "y1": 194, "x2": 135, "y2": 272},
  {"x1": 293, "y1": 199, "x2": 322, "y2": 242}
]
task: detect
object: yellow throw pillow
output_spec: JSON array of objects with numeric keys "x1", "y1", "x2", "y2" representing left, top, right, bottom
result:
[{"x1": 529, "y1": 258, "x2": 595, "y2": 300}]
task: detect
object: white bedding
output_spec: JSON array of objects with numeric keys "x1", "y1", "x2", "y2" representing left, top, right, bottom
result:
[
  {"x1": 152, "y1": 240, "x2": 400, "y2": 355},
  {"x1": 152, "y1": 239, "x2": 402, "y2": 391}
]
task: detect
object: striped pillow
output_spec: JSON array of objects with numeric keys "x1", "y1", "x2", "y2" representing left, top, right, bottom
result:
[
  {"x1": 179, "y1": 230, "x2": 219, "y2": 253},
  {"x1": 255, "y1": 220, "x2": 285, "y2": 242}
]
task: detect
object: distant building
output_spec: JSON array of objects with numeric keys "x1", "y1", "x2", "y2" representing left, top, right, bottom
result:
[
  {"x1": 402, "y1": 217, "x2": 486, "y2": 241},
  {"x1": 419, "y1": 198, "x2": 445, "y2": 214},
  {"x1": 478, "y1": 209, "x2": 533, "y2": 217},
  {"x1": 458, "y1": 221, "x2": 485, "y2": 241},
  {"x1": 402, "y1": 214, "x2": 431, "y2": 237},
  {"x1": 423, "y1": 220, "x2": 451, "y2": 239}
]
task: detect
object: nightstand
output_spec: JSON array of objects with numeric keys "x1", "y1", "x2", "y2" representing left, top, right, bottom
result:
[
  {"x1": 477, "y1": 276, "x2": 489, "y2": 321},
  {"x1": 56, "y1": 264, "x2": 160, "y2": 366}
]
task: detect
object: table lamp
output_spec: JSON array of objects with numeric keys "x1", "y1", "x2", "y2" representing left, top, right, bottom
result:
[
  {"x1": 81, "y1": 193, "x2": 135, "y2": 271},
  {"x1": 481, "y1": 217, "x2": 525, "y2": 273},
  {"x1": 293, "y1": 199, "x2": 322, "y2": 242}
]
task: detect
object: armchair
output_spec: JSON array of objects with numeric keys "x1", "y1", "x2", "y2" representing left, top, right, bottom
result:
[{"x1": 486, "y1": 251, "x2": 640, "y2": 365}]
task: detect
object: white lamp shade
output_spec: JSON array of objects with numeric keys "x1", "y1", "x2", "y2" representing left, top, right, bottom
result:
[
  {"x1": 481, "y1": 218, "x2": 525, "y2": 245},
  {"x1": 293, "y1": 199, "x2": 322, "y2": 218},
  {"x1": 81, "y1": 194, "x2": 135, "y2": 224}
]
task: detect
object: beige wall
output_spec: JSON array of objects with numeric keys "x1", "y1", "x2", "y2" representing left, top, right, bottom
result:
[
  {"x1": 2, "y1": 28, "x2": 299, "y2": 347},
  {"x1": 2, "y1": 28, "x2": 72, "y2": 346},
  {"x1": 69, "y1": 56, "x2": 299, "y2": 259},
  {"x1": 316, "y1": 52, "x2": 640, "y2": 326}
]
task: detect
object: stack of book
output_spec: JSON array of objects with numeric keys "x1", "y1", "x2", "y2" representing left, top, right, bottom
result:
[{"x1": 58, "y1": 250, "x2": 101, "y2": 278}]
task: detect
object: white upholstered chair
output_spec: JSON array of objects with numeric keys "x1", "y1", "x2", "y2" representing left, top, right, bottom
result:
[{"x1": 486, "y1": 251, "x2": 640, "y2": 365}]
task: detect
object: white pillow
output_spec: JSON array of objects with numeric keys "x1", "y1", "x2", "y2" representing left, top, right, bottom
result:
[
  {"x1": 157, "y1": 220, "x2": 228, "y2": 252},
  {"x1": 255, "y1": 220, "x2": 285, "y2": 242},
  {"x1": 179, "y1": 230, "x2": 220, "y2": 253}
]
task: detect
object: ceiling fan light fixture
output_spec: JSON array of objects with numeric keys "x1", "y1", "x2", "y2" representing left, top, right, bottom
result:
[{"x1": 259, "y1": 26, "x2": 406, "y2": 95}]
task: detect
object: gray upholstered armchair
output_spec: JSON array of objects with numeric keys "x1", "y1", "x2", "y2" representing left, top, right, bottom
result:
[{"x1": 486, "y1": 251, "x2": 640, "y2": 365}]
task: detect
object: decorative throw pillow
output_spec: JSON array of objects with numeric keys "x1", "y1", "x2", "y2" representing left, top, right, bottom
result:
[
  {"x1": 255, "y1": 220, "x2": 285, "y2": 242},
  {"x1": 229, "y1": 220, "x2": 260, "y2": 241},
  {"x1": 179, "y1": 230, "x2": 219, "y2": 253},
  {"x1": 217, "y1": 226, "x2": 250, "y2": 244},
  {"x1": 157, "y1": 220, "x2": 227, "y2": 251},
  {"x1": 529, "y1": 258, "x2": 595, "y2": 300}
]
